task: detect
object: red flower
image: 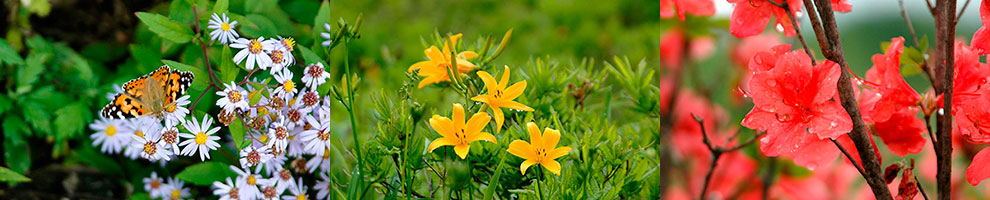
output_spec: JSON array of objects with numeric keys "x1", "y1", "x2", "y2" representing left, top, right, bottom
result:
[
  {"x1": 727, "y1": 0, "x2": 802, "y2": 37},
  {"x1": 660, "y1": 0, "x2": 716, "y2": 20},
  {"x1": 951, "y1": 42, "x2": 990, "y2": 143},
  {"x1": 872, "y1": 112, "x2": 927, "y2": 156},
  {"x1": 967, "y1": 147, "x2": 990, "y2": 185},
  {"x1": 831, "y1": 0, "x2": 853, "y2": 13},
  {"x1": 859, "y1": 37, "x2": 922, "y2": 122},
  {"x1": 971, "y1": 0, "x2": 990, "y2": 54},
  {"x1": 659, "y1": 29, "x2": 715, "y2": 70},
  {"x1": 741, "y1": 44, "x2": 852, "y2": 169},
  {"x1": 733, "y1": 34, "x2": 782, "y2": 68}
]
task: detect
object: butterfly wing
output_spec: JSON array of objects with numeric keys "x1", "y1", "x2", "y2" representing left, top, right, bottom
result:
[
  {"x1": 101, "y1": 93, "x2": 148, "y2": 119},
  {"x1": 162, "y1": 68, "x2": 194, "y2": 105}
]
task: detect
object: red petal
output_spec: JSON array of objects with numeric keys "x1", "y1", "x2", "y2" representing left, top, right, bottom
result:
[
  {"x1": 791, "y1": 138, "x2": 839, "y2": 170},
  {"x1": 874, "y1": 112, "x2": 927, "y2": 156},
  {"x1": 759, "y1": 121, "x2": 812, "y2": 156},
  {"x1": 966, "y1": 147, "x2": 990, "y2": 185},
  {"x1": 730, "y1": 1, "x2": 772, "y2": 38},
  {"x1": 809, "y1": 100, "x2": 853, "y2": 139},
  {"x1": 972, "y1": 27, "x2": 990, "y2": 55},
  {"x1": 831, "y1": 0, "x2": 853, "y2": 13}
]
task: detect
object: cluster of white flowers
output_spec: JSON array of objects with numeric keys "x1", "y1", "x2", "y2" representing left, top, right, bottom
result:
[
  {"x1": 90, "y1": 94, "x2": 220, "y2": 163},
  {"x1": 90, "y1": 12, "x2": 343, "y2": 199}
]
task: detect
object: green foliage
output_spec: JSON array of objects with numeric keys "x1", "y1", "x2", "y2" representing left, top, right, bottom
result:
[
  {"x1": 136, "y1": 12, "x2": 195, "y2": 43},
  {"x1": 0, "y1": 167, "x2": 31, "y2": 183},
  {"x1": 176, "y1": 161, "x2": 236, "y2": 185}
]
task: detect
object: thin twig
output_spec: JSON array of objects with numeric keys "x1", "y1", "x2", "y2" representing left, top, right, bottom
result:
[
  {"x1": 188, "y1": 88, "x2": 212, "y2": 111},
  {"x1": 916, "y1": 175, "x2": 931, "y2": 200},
  {"x1": 831, "y1": 138, "x2": 867, "y2": 177},
  {"x1": 761, "y1": 157, "x2": 777, "y2": 200},
  {"x1": 956, "y1": 0, "x2": 973, "y2": 27},
  {"x1": 899, "y1": 0, "x2": 922, "y2": 47},
  {"x1": 780, "y1": 0, "x2": 818, "y2": 64}
]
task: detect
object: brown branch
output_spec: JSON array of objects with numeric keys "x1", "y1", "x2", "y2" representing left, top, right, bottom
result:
[
  {"x1": 805, "y1": 0, "x2": 892, "y2": 199},
  {"x1": 933, "y1": 0, "x2": 957, "y2": 199},
  {"x1": 694, "y1": 115, "x2": 763, "y2": 200},
  {"x1": 780, "y1": 0, "x2": 818, "y2": 64}
]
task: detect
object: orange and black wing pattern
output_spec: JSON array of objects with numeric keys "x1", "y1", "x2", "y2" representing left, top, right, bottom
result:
[{"x1": 100, "y1": 65, "x2": 194, "y2": 119}]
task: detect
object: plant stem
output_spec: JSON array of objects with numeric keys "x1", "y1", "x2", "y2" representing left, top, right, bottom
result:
[
  {"x1": 342, "y1": 42, "x2": 364, "y2": 174},
  {"x1": 933, "y1": 0, "x2": 957, "y2": 199},
  {"x1": 803, "y1": 0, "x2": 892, "y2": 199},
  {"x1": 536, "y1": 168, "x2": 545, "y2": 200},
  {"x1": 780, "y1": 0, "x2": 817, "y2": 65}
]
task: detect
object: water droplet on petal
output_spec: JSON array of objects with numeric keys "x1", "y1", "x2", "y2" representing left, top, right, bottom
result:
[
  {"x1": 830, "y1": 121, "x2": 837, "y2": 127},
  {"x1": 776, "y1": 24, "x2": 785, "y2": 32},
  {"x1": 938, "y1": 108, "x2": 944, "y2": 115},
  {"x1": 795, "y1": 11, "x2": 803, "y2": 18},
  {"x1": 767, "y1": 80, "x2": 777, "y2": 87}
]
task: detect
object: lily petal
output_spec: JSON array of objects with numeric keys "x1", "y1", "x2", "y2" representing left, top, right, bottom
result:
[
  {"x1": 427, "y1": 137, "x2": 455, "y2": 153},
  {"x1": 520, "y1": 159, "x2": 538, "y2": 175},
  {"x1": 453, "y1": 143, "x2": 471, "y2": 159},
  {"x1": 508, "y1": 140, "x2": 537, "y2": 160},
  {"x1": 541, "y1": 160, "x2": 562, "y2": 175}
]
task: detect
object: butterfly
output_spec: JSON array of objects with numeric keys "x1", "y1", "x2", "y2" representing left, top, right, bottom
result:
[{"x1": 101, "y1": 65, "x2": 194, "y2": 119}]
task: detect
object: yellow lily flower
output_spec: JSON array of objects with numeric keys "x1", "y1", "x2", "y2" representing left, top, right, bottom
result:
[
  {"x1": 471, "y1": 66, "x2": 534, "y2": 133},
  {"x1": 427, "y1": 103, "x2": 496, "y2": 159},
  {"x1": 408, "y1": 33, "x2": 480, "y2": 88},
  {"x1": 507, "y1": 122, "x2": 571, "y2": 175}
]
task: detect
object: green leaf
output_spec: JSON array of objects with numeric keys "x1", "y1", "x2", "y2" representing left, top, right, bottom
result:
[
  {"x1": 22, "y1": 102, "x2": 52, "y2": 135},
  {"x1": 162, "y1": 59, "x2": 209, "y2": 91},
  {"x1": 0, "y1": 167, "x2": 31, "y2": 183},
  {"x1": 3, "y1": 116, "x2": 29, "y2": 149},
  {"x1": 53, "y1": 44, "x2": 96, "y2": 86},
  {"x1": 0, "y1": 38, "x2": 24, "y2": 66},
  {"x1": 136, "y1": 12, "x2": 195, "y2": 44},
  {"x1": 176, "y1": 161, "x2": 235, "y2": 185},
  {"x1": 130, "y1": 193, "x2": 152, "y2": 200},
  {"x1": 239, "y1": 14, "x2": 279, "y2": 38},
  {"x1": 230, "y1": 116, "x2": 247, "y2": 149},
  {"x1": 54, "y1": 102, "x2": 89, "y2": 139},
  {"x1": 0, "y1": 96, "x2": 12, "y2": 116},
  {"x1": 346, "y1": 168, "x2": 363, "y2": 199},
  {"x1": 3, "y1": 121, "x2": 31, "y2": 174},
  {"x1": 919, "y1": 35, "x2": 930, "y2": 52},
  {"x1": 219, "y1": 46, "x2": 239, "y2": 83},
  {"x1": 213, "y1": 0, "x2": 229, "y2": 14},
  {"x1": 130, "y1": 44, "x2": 163, "y2": 73},
  {"x1": 169, "y1": 0, "x2": 194, "y2": 25},
  {"x1": 298, "y1": 45, "x2": 324, "y2": 66},
  {"x1": 17, "y1": 52, "x2": 49, "y2": 90},
  {"x1": 483, "y1": 152, "x2": 507, "y2": 200},
  {"x1": 902, "y1": 63, "x2": 922, "y2": 76}
]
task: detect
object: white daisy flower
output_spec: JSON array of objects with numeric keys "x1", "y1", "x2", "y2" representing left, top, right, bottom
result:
[
  {"x1": 286, "y1": 129, "x2": 307, "y2": 158},
  {"x1": 320, "y1": 23, "x2": 335, "y2": 48},
  {"x1": 240, "y1": 145, "x2": 274, "y2": 167},
  {"x1": 208, "y1": 13, "x2": 239, "y2": 45},
  {"x1": 271, "y1": 168, "x2": 296, "y2": 195},
  {"x1": 89, "y1": 117, "x2": 131, "y2": 154},
  {"x1": 266, "y1": 116, "x2": 291, "y2": 152},
  {"x1": 283, "y1": 96, "x2": 310, "y2": 130},
  {"x1": 160, "y1": 121, "x2": 182, "y2": 155},
  {"x1": 296, "y1": 90, "x2": 322, "y2": 111},
  {"x1": 299, "y1": 107, "x2": 333, "y2": 156},
  {"x1": 130, "y1": 117, "x2": 171, "y2": 161},
  {"x1": 276, "y1": 36, "x2": 296, "y2": 66},
  {"x1": 259, "y1": 155, "x2": 287, "y2": 178},
  {"x1": 314, "y1": 173, "x2": 333, "y2": 200},
  {"x1": 280, "y1": 178, "x2": 307, "y2": 200},
  {"x1": 258, "y1": 178, "x2": 282, "y2": 200},
  {"x1": 272, "y1": 69, "x2": 298, "y2": 98},
  {"x1": 143, "y1": 172, "x2": 167, "y2": 199},
  {"x1": 163, "y1": 177, "x2": 191, "y2": 200},
  {"x1": 216, "y1": 81, "x2": 250, "y2": 112},
  {"x1": 302, "y1": 62, "x2": 330, "y2": 90},
  {"x1": 231, "y1": 166, "x2": 265, "y2": 200},
  {"x1": 163, "y1": 95, "x2": 191, "y2": 125},
  {"x1": 212, "y1": 177, "x2": 241, "y2": 200},
  {"x1": 305, "y1": 148, "x2": 333, "y2": 174},
  {"x1": 263, "y1": 38, "x2": 293, "y2": 73},
  {"x1": 179, "y1": 115, "x2": 222, "y2": 161},
  {"x1": 231, "y1": 36, "x2": 273, "y2": 70}
]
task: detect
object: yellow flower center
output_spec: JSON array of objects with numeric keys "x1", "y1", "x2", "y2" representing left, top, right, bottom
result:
[
  {"x1": 163, "y1": 129, "x2": 178, "y2": 144},
  {"x1": 317, "y1": 129, "x2": 331, "y2": 141},
  {"x1": 323, "y1": 147, "x2": 332, "y2": 159},
  {"x1": 247, "y1": 175, "x2": 257, "y2": 185},
  {"x1": 106, "y1": 125, "x2": 117, "y2": 136},
  {"x1": 249, "y1": 40, "x2": 263, "y2": 54},
  {"x1": 494, "y1": 90, "x2": 503, "y2": 98},
  {"x1": 165, "y1": 103, "x2": 177, "y2": 113},
  {"x1": 279, "y1": 169, "x2": 292, "y2": 180},
  {"x1": 263, "y1": 186, "x2": 277, "y2": 198},
  {"x1": 247, "y1": 150, "x2": 261, "y2": 166},
  {"x1": 275, "y1": 126, "x2": 288, "y2": 140},
  {"x1": 229, "y1": 187, "x2": 239, "y2": 199},
  {"x1": 228, "y1": 90, "x2": 242, "y2": 103},
  {"x1": 283, "y1": 80, "x2": 296, "y2": 93},
  {"x1": 456, "y1": 128, "x2": 468, "y2": 145},
  {"x1": 297, "y1": 194, "x2": 307, "y2": 200},
  {"x1": 150, "y1": 179, "x2": 161, "y2": 189},
  {"x1": 171, "y1": 189, "x2": 181, "y2": 199},
  {"x1": 271, "y1": 50, "x2": 285, "y2": 64},
  {"x1": 195, "y1": 132, "x2": 208, "y2": 145},
  {"x1": 260, "y1": 135, "x2": 269, "y2": 143},
  {"x1": 135, "y1": 130, "x2": 145, "y2": 138},
  {"x1": 221, "y1": 22, "x2": 231, "y2": 31},
  {"x1": 143, "y1": 141, "x2": 157, "y2": 156},
  {"x1": 282, "y1": 38, "x2": 296, "y2": 52}
]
